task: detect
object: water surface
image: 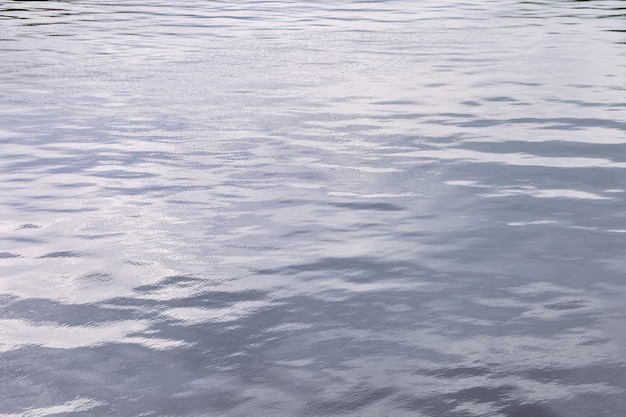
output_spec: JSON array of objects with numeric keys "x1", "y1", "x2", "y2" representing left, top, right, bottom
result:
[{"x1": 1, "y1": 0, "x2": 625, "y2": 416}]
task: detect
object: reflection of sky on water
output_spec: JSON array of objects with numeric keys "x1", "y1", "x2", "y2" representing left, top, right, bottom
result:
[{"x1": 1, "y1": 0, "x2": 625, "y2": 416}]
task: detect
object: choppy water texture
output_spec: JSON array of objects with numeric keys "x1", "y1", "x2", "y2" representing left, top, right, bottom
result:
[{"x1": 1, "y1": 0, "x2": 625, "y2": 415}]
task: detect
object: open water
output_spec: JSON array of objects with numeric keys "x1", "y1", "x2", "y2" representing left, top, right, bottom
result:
[{"x1": 1, "y1": 0, "x2": 625, "y2": 416}]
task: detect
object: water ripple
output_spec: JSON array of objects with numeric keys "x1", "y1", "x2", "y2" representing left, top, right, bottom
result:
[{"x1": 1, "y1": 0, "x2": 625, "y2": 416}]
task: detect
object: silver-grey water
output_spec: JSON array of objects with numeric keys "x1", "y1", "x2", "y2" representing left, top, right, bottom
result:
[{"x1": 1, "y1": 0, "x2": 625, "y2": 415}]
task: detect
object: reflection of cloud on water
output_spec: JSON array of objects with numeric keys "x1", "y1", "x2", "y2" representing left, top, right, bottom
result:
[
  {"x1": 0, "y1": 398, "x2": 105, "y2": 417},
  {"x1": 163, "y1": 300, "x2": 277, "y2": 325},
  {"x1": 397, "y1": 148, "x2": 626, "y2": 169},
  {"x1": 0, "y1": 319, "x2": 188, "y2": 352},
  {"x1": 446, "y1": 177, "x2": 614, "y2": 201},
  {"x1": 480, "y1": 187, "x2": 611, "y2": 200}
]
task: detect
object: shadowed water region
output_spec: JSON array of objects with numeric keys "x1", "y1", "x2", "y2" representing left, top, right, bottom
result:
[{"x1": 1, "y1": 0, "x2": 625, "y2": 415}]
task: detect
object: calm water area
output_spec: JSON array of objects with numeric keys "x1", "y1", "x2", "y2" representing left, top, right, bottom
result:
[{"x1": 1, "y1": 0, "x2": 625, "y2": 415}]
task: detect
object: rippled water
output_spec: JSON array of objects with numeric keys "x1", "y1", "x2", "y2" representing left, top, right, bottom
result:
[{"x1": 1, "y1": 0, "x2": 625, "y2": 415}]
